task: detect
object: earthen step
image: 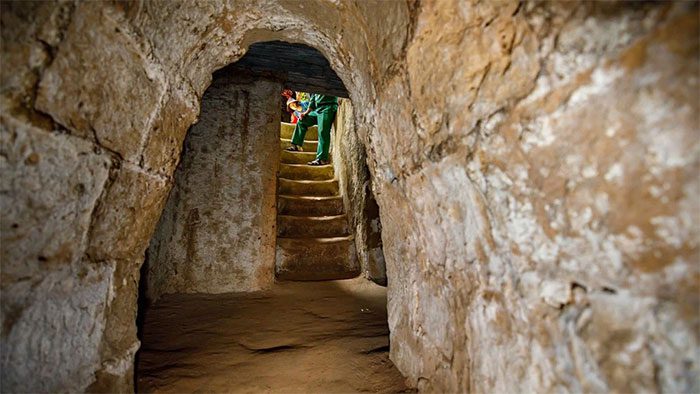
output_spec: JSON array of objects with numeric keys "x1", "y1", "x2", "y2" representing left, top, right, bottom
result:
[
  {"x1": 279, "y1": 163, "x2": 334, "y2": 181},
  {"x1": 279, "y1": 178, "x2": 339, "y2": 196},
  {"x1": 280, "y1": 150, "x2": 332, "y2": 165},
  {"x1": 280, "y1": 122, "x2": 317, "y2": 140},
  {"x1": 278, "y1": 195, "x2": 344, "y2": 216},
  {"x1": 280, "y1": 138, "x2": 318, "y2": 152},
  {"x1": 277, "y1": 214, "x2": 350, "y2": 238},
  {"x1": 276, "y1": 236, "x2": 360, "y2": 281}
]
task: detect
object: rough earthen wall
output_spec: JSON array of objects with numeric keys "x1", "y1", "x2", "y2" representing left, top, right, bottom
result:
[
  {"x1": 1, "y1": 1, "x2": 698, "y2": 393},
  {"x1": 144, "y1": 75, "x2": 280, "y2": 301},
  {"x1": 371, "y1": 2, "x2": 699, "y2": 392},
  {"x1": 332, "y1": 99, "x2": 387, "y2": 284}
]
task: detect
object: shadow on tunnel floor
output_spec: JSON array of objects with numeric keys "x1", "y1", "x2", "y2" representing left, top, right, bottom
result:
[{"x1": 135, "y1": 278, "x2": 414, "y2": 394}]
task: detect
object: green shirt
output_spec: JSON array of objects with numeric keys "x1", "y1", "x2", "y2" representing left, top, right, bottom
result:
[{"x1": 308, "y1": 94, "x2": 338, "y2": 112}]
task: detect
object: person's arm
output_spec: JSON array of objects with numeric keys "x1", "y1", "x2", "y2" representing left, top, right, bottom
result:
[
  {"x1": 288, "y1": 101, "x2": 303, "y2": 112},
  {"x1": 298, "y1": 95, "x2": 316, "y2": 119}
]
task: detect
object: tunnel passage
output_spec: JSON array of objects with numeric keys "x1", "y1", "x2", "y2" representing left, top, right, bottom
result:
[
  {"x1": 2, "y1": 2, "x2": 699, "y2": 393},
  {"x1": 141, "y1": 40, "x2": 386, "y2": 301},
  {"x1": 136, "y1": 40, "x2": 398, "y2": 390}
]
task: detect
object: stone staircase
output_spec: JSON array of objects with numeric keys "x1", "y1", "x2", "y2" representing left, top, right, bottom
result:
[{"x1": 276, "y1": 122, "x2": 360, "y2": 281}]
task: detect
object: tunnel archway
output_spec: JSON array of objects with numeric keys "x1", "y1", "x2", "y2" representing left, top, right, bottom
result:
[
  {"x1": 2, "y1": 2, "x2": 698, "y2": 393},
  {"x1": 138, "y1": 39, "x2": 381, "y2": 299},
  {"x1": 126, "y1": 18, "x2": 394, "y2": 390},
  {"x1": 136, "y1": 38, "x2": 396, "y2": 391}
]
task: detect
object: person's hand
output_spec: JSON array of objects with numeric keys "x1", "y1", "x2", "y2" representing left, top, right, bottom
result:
[{"x1": 298, "y1": 112, "x2": 304, "y2": 120}]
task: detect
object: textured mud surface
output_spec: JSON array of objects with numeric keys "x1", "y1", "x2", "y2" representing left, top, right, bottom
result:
[{"x1": 136, "y1": 279, "x2": 410, "y2": 393}]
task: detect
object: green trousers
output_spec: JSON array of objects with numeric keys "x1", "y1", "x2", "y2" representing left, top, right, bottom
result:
[{"x1": 291, "y1": 105, "x2": 337, "y2": 161}]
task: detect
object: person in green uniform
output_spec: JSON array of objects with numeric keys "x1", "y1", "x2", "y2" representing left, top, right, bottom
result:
[{"x1": 285, "y1": 93, "x2": 338, "y2": 166}]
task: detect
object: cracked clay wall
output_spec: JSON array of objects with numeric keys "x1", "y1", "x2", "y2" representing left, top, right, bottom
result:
[
  {"x1": 1, "y1": 1, "x2": 698, "y2": 393},
  {"x1": 144, "y1": 74, "x2": 280, "y2": 302}
]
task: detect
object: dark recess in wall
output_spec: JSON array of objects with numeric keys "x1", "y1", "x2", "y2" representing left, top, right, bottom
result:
[{"x1": 216, "y1": 41, "x2": 349, "y2": 98}]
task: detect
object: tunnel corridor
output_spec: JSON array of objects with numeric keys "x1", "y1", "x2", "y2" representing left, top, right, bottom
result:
[
  {"x1": 134, "y1": 41, "x2": 396, "y2": 391},
  {"x1": 1, "y1": 1, "x2": 699, "y2": 393}
]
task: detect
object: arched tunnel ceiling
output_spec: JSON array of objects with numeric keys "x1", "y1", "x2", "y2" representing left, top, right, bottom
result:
[{"x1": 216, "y1": 41, "x2": 349, "y2": 98}]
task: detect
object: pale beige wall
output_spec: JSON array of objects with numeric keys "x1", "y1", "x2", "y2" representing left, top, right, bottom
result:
[
  {"x1": 371, "y1": 2, "x2": 699, "y2": 392},
  {"x1": 1, "y1": 1, "x2": 698, "y2": 393},
  {"x1": 144, "y1": 74, "x2": 280, "y2": 302},
  {"x1": 0, "y1": 1, "x2": 393, "y2": 389},
  {"x1": 332, "y1": 99, "x2": 387, "y2": 284}
]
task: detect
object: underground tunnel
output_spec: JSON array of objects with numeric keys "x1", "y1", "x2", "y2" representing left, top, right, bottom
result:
[
  {"x1": 1, "y1": 1, "x2": 699, "y2": 393},
  {"x1": 135, "y1": 41, "x2": 399, "y2": 391}
]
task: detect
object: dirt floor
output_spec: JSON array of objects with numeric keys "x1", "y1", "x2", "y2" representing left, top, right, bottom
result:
[{"x1": 136, "y1": 278, "x2": 412, "y2": 393}]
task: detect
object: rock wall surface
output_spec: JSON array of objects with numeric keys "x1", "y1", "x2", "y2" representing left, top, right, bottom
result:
[
  {"x1": 368, "y1": 2, "x2": 699, "y2": 392},
  {"x1": 1, "y1": 1, "x2": 698, "y2": 393},
  {"x1": 144, "y1": 75, "x2": 280, "y2": 301},
  {"x1": 0, "y1": 1, "x2": 400, "y2": 390},
  {"x1": 332, "y1": 99, "x2": 387, "y2": 284}
]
